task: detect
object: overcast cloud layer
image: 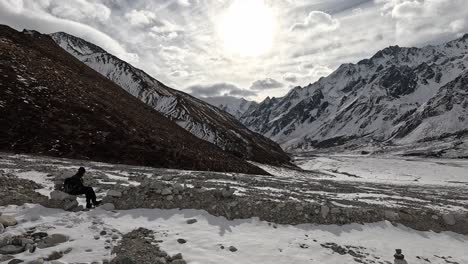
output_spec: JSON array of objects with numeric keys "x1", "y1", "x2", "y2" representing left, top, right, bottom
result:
[{"x1": 1, "y1": 0, "x2": 467, "y2": 101}]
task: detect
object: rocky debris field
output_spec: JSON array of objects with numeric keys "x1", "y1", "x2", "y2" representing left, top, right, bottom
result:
[
  {"x1": 1, "y1": 152, "x2": 468, "y2": 234},
  {"x1": 0, "y1": 152, "x2": 468, "y2": 263}
]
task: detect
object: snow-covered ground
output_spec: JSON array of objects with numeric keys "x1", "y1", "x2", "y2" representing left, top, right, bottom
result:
[
  {"x1": 1, "y1": 204, "x2": 467, "y2": 264},
  {"x1": 294, "y1": 155, "x2": 468, "y2": 186},
  {"x1": 1, "y1": 152, "x2": 468, "y2": 263}
]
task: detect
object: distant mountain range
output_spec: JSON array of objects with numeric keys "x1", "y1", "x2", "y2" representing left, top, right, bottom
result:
[
  {"x1": 232, "y1": 34, "x2": 468, "y2": 156},
  {"x1": 50, "y1": 32, "x2": 292, "y2": 167},
  {"x1": 201, "y1": 96, "x2": 257, "y2": 119},
  {"x1": 0, "y1": 25, "x2": 270, "y2": 174}
]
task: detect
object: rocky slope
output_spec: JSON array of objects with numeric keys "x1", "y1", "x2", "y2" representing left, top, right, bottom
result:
[
  {"x1": 0, "y1": 25, "x2": 268, "y2": 174},
  {"x1": 50, "y1": 32, "x2": 291, "y2": 167},
  {"x1": 240, "y1": 34, "x2": 468, "y2": 152}
]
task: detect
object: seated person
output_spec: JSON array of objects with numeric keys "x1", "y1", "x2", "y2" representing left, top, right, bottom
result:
[{"x1": 64, "y1": 167, "x2": 101, "y2": 209}]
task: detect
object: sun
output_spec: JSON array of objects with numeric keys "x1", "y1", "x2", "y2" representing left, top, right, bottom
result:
[{"x1": 218, "y1": 0, "x2": 275, "y2": 57}]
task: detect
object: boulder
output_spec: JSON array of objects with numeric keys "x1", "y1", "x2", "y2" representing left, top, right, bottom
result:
[
  {"x1": 161, "y1": 188, "x2": 172, "y2": 196},
  {"x1": 384, "y1": 210, "x2": 400, "y2": 221},
  {"x1": 0, "y1": 223, "x2": 4, "y2": 234},
  {"x1": 50, "y1": 191, "x2": 75, "y2": 201},
  {"x1": 221, "y1": 188, "x2": 235, "y2": 198},
  {"x1": 63, "y1": 200, "x2": 79, "y2": 211},
  {"x1": 442, "y1": 214, "x2": 456, "y2": 226},
  {"x1": 228, "y1": 246, "x2": 238, "y2": 252},
  {"x1": 107, "y1": 190, "x2": 122, "y2": 198},
  {"x1": 0, "y1": 216, "x2": 17, "y2": 227},
  {"x1": 0, "y1": 256, "x2": 15, "y2": 262},
  {"x1": 186, "y1": 219, "x2": 197, "y2": 225},
  {"x1": 321, "y1": 206, "x2": 330, "y2": 219},
  {"x1": 37, "y1": 234, "x2": 69, "y2": 249},
  {"x1": 99, "y1": 203, "x2": 116, "y2": 211},
  {"x1": 171, "y1": 260, "x2": 186, "y2": 264},
  {"x1": 7, "y1": 259, "x2": 23, "y2": 264},
  {"x1": 0, "y1": 245, "x2": 25, "y2": 255}
]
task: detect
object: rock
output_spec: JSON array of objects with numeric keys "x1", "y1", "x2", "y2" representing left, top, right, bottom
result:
[
  {"x1": 228, "y1": 246, "x2": 238, "y2": 252},
  {"x1": 110, "y1": 256, "x2": 135, "y2": 264},
  {"x1": 171, "y1": 260, "x2": 186, "y2": 264},
  {"x1": 31, "y1": 232, "x2": 48, "y2": 240},
  {"x1": 99, "y1": 203, "x2": 115, "y2": 211},
  {"x1": 321, "y1": 206, "x2": 330, "y2": 219},
  {"x1": 431, "y1": 215, "x2": 439, "y2": 220},
  {"x1": 100, "y1": 231, "x2": 107, "y2": 236},
  {"x1": 26, "y1": 259, "x2": 44, "y2": 264},
  {"x1": 0, "y1": 245, "x2": 25, "y2": 255},
  {"x1": 37, "y1": 234, "x2": 69, "y2": 249},
  {"x1": 63, "y1": 200, "x2": 78, "y2": 211},
  {"x1": 0, "y1": 223, "x2": 4, "y2": 233},
  {"x1": 173, "y1": 184, "x2": 184, "y2": 193},
  {"x1": 8, "y1": 259, "x2": 23, "y2": 264},
  {"x1": 166, "y1": 195, "x2": 174, "y2": 201},
  {"x1": 20, "y1": 238, "x2": 34, "y2": 246},
  {"x1": 177, "y1": 239, "x2": 187, "y2": 244},
  {"x1": 161, "y1": 188, "x2": 172, "y2": 196},
  {"x1": 186, "y1": 219, "x2": 197, "y2": 224},
  {"x1": 62, "y1": 248, "x2": 72, "y2": 254},
  {"x1": 0, "y1": 216, "x2": 17, "y2": 227},
  {"x1": 50, "y1": 191, "x2": 75, "y2": 201},
  {"x1": 107, "y1": 190, "x2": 122, "y2": 198},
  {"x1": 172, "y1": 253, "x2": 183, "y2": 260},
  {"x1": 94, "y1": 235, "x2": 100, "y2": 240},
  {"x1": 443, "y1": 214, "x2": 456, "y2": 226},
  {"x1": 330, "y1": 208, "x2": 340, "y2": 214},
  {"x1": 384, "y1": 210, "x2": 400, "y2": 221},
  {"x1": 161, "y1": 175, "x2": 175, "y2": 181},
  {"x1": 221, "y1": 188, "x2": 235, "y2": 198},
  {"x1": 46, "y1": 251, "x2": 63, "y2": 261},
  {"x1": 0, "y1": 255, "x2": 14, "y2": 262},
  {"x1": 112, "y1": 234, "x2": 119, "y2": 240}
]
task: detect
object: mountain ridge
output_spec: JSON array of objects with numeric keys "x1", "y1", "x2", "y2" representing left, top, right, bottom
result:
[
  {"x1": 0, "y1": 25, "x2": 268, "y2": 174},
  {"x1": 51, "y1": 32, "x2": 293, "y2": 167},
  {"x1": 239, "y1": 34, "x2": 468, "y2": 155}
]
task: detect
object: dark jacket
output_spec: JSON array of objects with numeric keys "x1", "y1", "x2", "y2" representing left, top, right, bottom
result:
[{"x1": 64, "y1": 174, "x2": 84, "y2": 194}]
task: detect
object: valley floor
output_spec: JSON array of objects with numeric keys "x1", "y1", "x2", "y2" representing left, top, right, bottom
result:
[{"x1": 1, "y1": 152, "x2": 467, "y2": 263}]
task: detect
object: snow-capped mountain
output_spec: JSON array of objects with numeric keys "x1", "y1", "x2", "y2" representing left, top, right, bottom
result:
[
  {"x1": 201, "y1": 96, "x2": 257, "y2": 119},
  {"x1": 50, "y1": 32, "x2": 292, "y2": 167},
  {"x1": 240, "y1": 34, "x2": 468, "y2": 152}
]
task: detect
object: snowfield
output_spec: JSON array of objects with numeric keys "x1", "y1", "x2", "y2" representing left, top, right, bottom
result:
[
  {"x1": 1, "y1": 152, "x2": 467, "y2": 263},
  {"x1": 1, "y1": 204, "x2": 468, "y2": 264}
]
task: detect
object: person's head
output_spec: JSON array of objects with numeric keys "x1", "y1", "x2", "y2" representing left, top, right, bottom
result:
[{"x1": 77, "y1": 167, "x2": 86, "y2": 177}]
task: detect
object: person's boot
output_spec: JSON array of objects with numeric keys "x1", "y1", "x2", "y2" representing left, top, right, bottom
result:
[
  {"x1": 86, "y1": 203, "x2": 93, "y2": 209},
  {"x1": 93, "y1": 200, "x2": 102, "y2": 207}
]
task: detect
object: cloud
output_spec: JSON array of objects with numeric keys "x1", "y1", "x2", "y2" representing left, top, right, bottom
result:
[
  {"x1": 188, "y1": 83, "x2": 257, "y2": 97},
  {"x1": 291, "y1": 11, "x2": 339, "y2": 32},
  {"x1": 49, "y1": 0, "x2": 111, "y2": 23},
  {"x1": 250, "y1": 78, "x2": 284, "y2": 90},
  {"x1": 125, "y1": 9, "x2": 158, "y2": 26},
  {"x1": 377, "y1": 0, "x2": 468, "y2": 44},
  {"x1": 0, "y1": 0, "x2": 138, "y2": 64},
  {"x1": 283, "y1": 73, "x2": 298, "y2": 83}
]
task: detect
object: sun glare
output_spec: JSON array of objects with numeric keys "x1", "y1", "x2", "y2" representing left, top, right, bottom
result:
[{"x1": 218, "y1": 0, "x2": 275, "y2": 57}]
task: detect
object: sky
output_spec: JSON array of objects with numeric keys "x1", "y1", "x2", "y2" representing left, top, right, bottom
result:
[{"x1": 1, "y1": 0, "x2": 468, "y2": 102}]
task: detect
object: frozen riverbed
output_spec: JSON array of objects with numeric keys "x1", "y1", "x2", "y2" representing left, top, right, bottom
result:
[{"x1": 294, "y1": 155, "x2": 468, "y2": 186}]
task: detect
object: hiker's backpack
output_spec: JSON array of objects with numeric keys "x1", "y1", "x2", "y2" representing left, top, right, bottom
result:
[{"x1": 63, "y1": 177, "x2": 73, "y2": 193}]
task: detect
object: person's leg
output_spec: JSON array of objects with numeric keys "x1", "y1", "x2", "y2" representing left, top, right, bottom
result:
[{"x1": 84, "y1": 186, "x2": 101, "y2": 207}]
